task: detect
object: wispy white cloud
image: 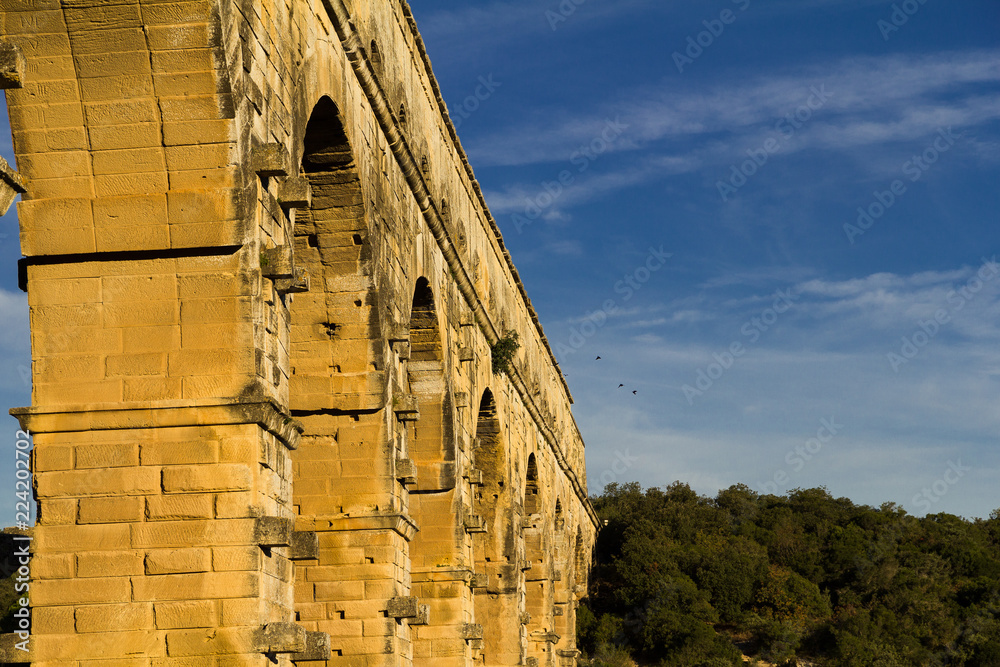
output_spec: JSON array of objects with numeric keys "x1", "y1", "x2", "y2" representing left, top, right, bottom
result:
[
  {"x1": 561, "y1": 260, "x2": 1000, "y2": 518},
  {"x1": 467, "y1": 50, "x2": 1000, "y2": 168}
]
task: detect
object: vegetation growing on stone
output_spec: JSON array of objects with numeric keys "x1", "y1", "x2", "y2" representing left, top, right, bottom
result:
[
  {"x1": 490, "y1": 331, "x2": 520, "y2": 375},
  {"x1": 578, "y1": 482, "x2": 1000, "y2": 666}
]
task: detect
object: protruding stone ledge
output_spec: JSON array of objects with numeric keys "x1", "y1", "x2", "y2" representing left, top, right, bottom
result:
[
  {"x1": 387, "y1": 596, "x2": 420, "y2": 619},
  {"x1": 254, "y1": 516, "x2": 293, "y2": 547},
  {"x1": 290, "y1": 631, "x2": 331, "y2": 661},
  {"x1": 395, "y1": 457, "x2": 417, "y2": 485},
  {"x1": 252, "y1": 143, "x2": 289, "y2": 177},
  {"x1": 261, "y1": 246, "x2": 294, "y2": 278},
  {"x1": 289, "y1": 531, "x2": 319, "y2": 560},
  {"x1": 253, "y1": 622, "x2": 305, "y2": 653},
  {"x1": 393, "y1": 394, "x2": 419, "y2": 421},
  {"x1": 470, "y1": 573, "x2": 488, "y2": 590},
  {"x1": 9, "y1": 400, "x2": 303, "y2": 451},
  {"x1": 463, "y1": 515, "x2": 486, "y2": 533},
  {"x1": 0, "y1": 42, "x2": 25, "y2": 89},
  {"x1": 0, "y1": 155, "x2": 25, "y2": 216},
  {"x1": 294, "y1": 512, "x2": 418, "y2": 540},
  {"x1": 409, "y1": 604, "x2": 430, "y2": 626},
  {"x1": 275, "y1": 267, "x2": 310, "y2": 293},
  {"x1": 278, "y1": 176, "x2": 312, "y2": 209},
  {"x1": 459, "y1": 623, "x2": 483, "y2": 640},
  {"x1": 530, "y1": 630, "x2": 561, "y2": 644}
]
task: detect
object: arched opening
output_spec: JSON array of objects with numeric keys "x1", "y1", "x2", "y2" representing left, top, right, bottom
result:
[
  {"x1": 574, "y1": 528, "x2": 588, "y2": 592},
  {"x1": 289, "y1": 96, "x2": 397, "y2": 662},
  {"x1": 369, "y1": 39, "x2": 382, "y2": 68},
  {"x1": 473, "y1": 388, "x2": 506, "y2": 561},
  {"x1": 472, "y1": 388, "x2": 523, "y2": 664},
  {"x1": 524, "y1": 453, "x2": 539, "y2": 515},
  {"x1": 289, "y1": 97, "x2": 379, "y2": 413},
  {"x1": 398, "y1": 103, "x2": 407, "y2": 130},
  {"x1": 405, "y1": 277, "x2": 454, "y2": 491},
  {"x1": 523, "y1": 452, "x2": 549, "y2": 662},
  {"x1": 405, "y1": 277, "x2": 465, "y2": 657}
]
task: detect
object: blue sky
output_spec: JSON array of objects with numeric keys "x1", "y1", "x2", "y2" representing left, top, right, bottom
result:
[
  {"x1": 1, "y1": 0, "x2": 998, "y2": 522},
  {"x1": 406, "y1": 0, "x2": 1000, "y2": 519}
]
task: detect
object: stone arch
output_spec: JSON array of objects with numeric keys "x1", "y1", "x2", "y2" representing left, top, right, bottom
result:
[
  {"x1": 473, "y1": 387, "x2": 506, "y2": 561},
  {"x1": 524, "y1": 452, "x2": 539, "y2": 516},
  {"x1": 472, "y1": 387, "x2": 524, "y2": 664},
  {"x1": 286, "y1": 94, "x2": 406, "y2": 662},
  {"x1": 289, "y1": 96, "x2": 382, "y2": 413},
  {"x1": 369, "y1": 39, "x2": 382, "y2": 69},
  {"x1": 405, "y1": 277, "x2": 468, "y2": 655},
  {"x1": 406, "y1": 277, "x2": 455, "y2": 491},
  {"x1": 574, "y1": 527, "x2": 588, "y2": 591}
]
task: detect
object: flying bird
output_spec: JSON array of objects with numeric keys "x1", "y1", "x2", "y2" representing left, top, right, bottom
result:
[
  {"x1": 618, "y1": 384, "x2": 624, "y2": 388},
  {"x1": 632, "y1": 390, "x2": 637, "y2": 395},
  {"x1": 595, "y1": 356, "x2": 601, "y2": 360}
]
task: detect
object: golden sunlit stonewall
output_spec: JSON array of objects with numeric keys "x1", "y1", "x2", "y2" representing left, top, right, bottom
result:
[{"x1": 1, "y1": 0, "x2": 598, "y2": 665}]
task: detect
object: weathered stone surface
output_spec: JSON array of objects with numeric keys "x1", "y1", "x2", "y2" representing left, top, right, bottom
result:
[
  {"x1": 0, "y1": 42, "x2": 25, "y2": 89},
  {"x1": 8, "y1": 0, "x2": 599, "y2": 664},
  {"x1": 288, "y1": 530, "x2": 319, "y2": 560},
  {"x1": 387, "y1": 596, "x2": 420, "y2": 619}
]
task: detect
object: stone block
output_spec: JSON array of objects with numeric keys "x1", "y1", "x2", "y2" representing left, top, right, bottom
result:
[
  {"x1": 289, "y1": 630, "x2": 332, "y2": 661},
  {"x1": 145, "y1": 548, "x2": 212, "y2": 575},
  {"x1": 253, "y1": 622, "x2": 306, "y2": 653},
  {"x1": 289, "y1": 531, "x2": 319, "y2": 560},
  {"x1": 459, "y1": 623, "x2": 483, "y2": 640},
  {"x1": 154, "y1": 600, "x2": 219, "y2": 630},
  {"x1": 253, "y1": 516, "x2": 292, "y2": 547},
  {"x1": 278, "y1": 176, "x2": 311, "y2": 208},
  {"x1": 260, "y1": 245, "x2": 293, "y2": 278},
  {"x1": 251, "y1": 142, "x2": 288, "y2": 177},
  {"x1": 75, "y1": 603, "x2": 153, "y2": 633},
  {"x1": 0, "y1": 155, "x2": 25, "y2": 216},
  {"x1": 0, "y1": 41, "x2": 26, "y2": 89},
  {"x1": 386, "y1": 596, "x2": 418, "y2": 619},
  {"x1": 394, "y1": 457, "x2": 417, "y2": 485},
  {"x1": 78, "y1": 496, "x2": 144, "y2": 523},
  {"x1": 161, "y1": 464, "x2": 250, "y2": 493}
]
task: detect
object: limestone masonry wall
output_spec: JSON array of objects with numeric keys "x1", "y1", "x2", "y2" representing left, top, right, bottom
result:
[{"x1": 1, "y1": 0, "x2": 597, "y2": 664}]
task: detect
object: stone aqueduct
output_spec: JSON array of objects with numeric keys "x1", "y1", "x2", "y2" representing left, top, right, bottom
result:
[{"x1": 0, "y1": 0, "x2": 598, "y2": 664}]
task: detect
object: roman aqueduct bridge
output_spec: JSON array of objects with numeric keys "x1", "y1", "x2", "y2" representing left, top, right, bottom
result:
[{"x1": 0, "y1": 0, "x2": 598, "y2": 664}]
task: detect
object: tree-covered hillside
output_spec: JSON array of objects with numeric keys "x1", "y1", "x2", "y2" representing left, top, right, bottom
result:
[{"x1": 578, "y1": 482, "x2": 1000, "y2": 666}]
